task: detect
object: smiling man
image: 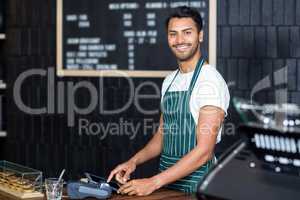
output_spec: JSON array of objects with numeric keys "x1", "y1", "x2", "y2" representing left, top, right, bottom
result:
[{"x1": 107, "y1": 6, "x2": 230, "y2": 195}]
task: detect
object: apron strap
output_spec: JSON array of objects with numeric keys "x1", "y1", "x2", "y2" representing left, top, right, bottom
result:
[
  {"x1": 163, "y1": 57, "x2": 204, "y2": 100},
  {"x1": 185, "y1": 57, "x2": 204, "y2": 112},
  {"x1": 164, "y1": 69, "x2": 179, "y2": 95},
  {"x1": 188, "y1": 57, "x2": 205, "y2": 94}
]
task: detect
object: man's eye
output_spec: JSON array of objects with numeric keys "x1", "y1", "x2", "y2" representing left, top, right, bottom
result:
[
  {"x1": 185, "y1": 31, "x2": 192, "y2": 35},
  {"x1": 169, "y1": 33, "x2": 176, "y2": 37}
]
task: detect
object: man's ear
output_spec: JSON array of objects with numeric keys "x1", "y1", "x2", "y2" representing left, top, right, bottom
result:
[{"x1": 199, "y1": 30, "x2": 204, "y2": 42}]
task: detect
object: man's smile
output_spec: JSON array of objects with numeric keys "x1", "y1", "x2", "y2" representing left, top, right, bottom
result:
[{"x1": 173, "y1": 44, "x2": 192, "y2": 52}]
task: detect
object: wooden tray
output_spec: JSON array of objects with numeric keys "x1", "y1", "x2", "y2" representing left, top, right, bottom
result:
[{"x1": 0, "y1": 184, "x2": 44, "y2": 199}]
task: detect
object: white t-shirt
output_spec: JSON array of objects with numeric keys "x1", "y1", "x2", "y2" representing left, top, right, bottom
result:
[{"x1": 161, "y1": 64, "x2": 230, "y2": 143}]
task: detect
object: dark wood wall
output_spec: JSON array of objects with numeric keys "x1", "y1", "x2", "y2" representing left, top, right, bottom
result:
[{"x1": 1, "y1": 0, "x2": 300, "y2": 180}]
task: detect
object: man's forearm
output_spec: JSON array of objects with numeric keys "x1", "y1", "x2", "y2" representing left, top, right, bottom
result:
[
  {"x1": 151, "y1": 146, "x2": 213, "y2": 189},
  {"x1": 129, "y1": 115, "x2": 163, "y2": 166},
  {"x1": 129, "y1": 130, "x2": 163, "y2": 165}
]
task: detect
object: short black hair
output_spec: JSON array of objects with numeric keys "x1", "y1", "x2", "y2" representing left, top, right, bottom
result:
[{"x1": 165, "y1": 6, "x2": 203, "y2": 32}]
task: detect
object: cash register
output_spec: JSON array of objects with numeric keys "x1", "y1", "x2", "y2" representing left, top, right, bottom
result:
[{"x1": 197, "y1": 98, "x2": 300, "y2": 200}]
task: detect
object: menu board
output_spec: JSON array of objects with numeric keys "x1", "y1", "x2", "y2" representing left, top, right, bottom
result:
[{"x1": 56, "y1": 0, "x2": 216, "y2": 77}]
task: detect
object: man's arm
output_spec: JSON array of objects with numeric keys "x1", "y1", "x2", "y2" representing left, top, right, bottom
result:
[
  {"x1": 151, "y1": 105, "x2": 224, "y2": 188},
  {"x1": 107, "y1": 115, "x2": 163, "y2": 183},
  {"x1": 129, "y1": 115, "x2": 163, "y2": 165}
]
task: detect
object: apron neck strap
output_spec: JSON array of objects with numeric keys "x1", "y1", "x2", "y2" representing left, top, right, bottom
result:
[
  {"x1": 188, "y1": 57, "x2": 205, "y2": 93},
  {"x1": 164, "y1": 57, "x2": 205, "y2": 95},
  {"x1": 165, "y1": 70, "x2": 179, "y2": 94}
]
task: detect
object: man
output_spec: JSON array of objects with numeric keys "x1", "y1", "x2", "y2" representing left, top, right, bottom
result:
[{"x1": 107, "y1": 6, "x2": 230, "y2": 195}]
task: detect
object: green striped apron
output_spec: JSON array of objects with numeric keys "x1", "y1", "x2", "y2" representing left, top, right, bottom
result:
[{"x1": 159, "y1": 58, "x2": 214, "y2": 193}]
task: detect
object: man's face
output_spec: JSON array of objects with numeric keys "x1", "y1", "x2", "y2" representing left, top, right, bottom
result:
[{"x1": 167, "y1": 17, "x2": 203, "y2": 62}]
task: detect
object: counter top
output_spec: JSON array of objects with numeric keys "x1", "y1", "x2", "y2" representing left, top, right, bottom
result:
[{"x1": 0, "y1": 188, "x2": 197, "y2": 200}]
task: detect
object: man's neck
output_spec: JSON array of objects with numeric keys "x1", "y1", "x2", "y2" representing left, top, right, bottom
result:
[{"x1": 178, "y1": 53, "x2": 201, "y2": 73}]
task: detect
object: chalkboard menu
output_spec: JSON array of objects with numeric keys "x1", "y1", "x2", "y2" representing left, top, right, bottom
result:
[{"x1": 57, "y1": 0, "x2": 216, "y2": 77}]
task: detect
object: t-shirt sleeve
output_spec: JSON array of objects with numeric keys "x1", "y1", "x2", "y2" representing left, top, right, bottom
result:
[{"x1": 191, "y1": 68, "x2": 230, "y2": 116}]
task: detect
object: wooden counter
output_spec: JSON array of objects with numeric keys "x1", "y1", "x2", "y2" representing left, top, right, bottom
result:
[
  {"x1": 0, "y1": 188, "x2": 197, "y2": 200},
  {"x1": 110, "y1": 189, "x2": 196, "y2": 200}
]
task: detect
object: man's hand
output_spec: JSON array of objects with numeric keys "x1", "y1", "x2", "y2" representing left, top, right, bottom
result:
[
  {"x1": 107, "y1": 160, "x2": 137, "y2": 184},
  {"x1": 117, "y1": 177, "x2": 161, "y2": 196}
]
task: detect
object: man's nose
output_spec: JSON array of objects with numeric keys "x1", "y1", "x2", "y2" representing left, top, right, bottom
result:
[{"x1": 175, "y1": 34, "x2": 184, "y2": 44}]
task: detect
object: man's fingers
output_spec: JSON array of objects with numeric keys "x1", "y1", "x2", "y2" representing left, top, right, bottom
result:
[
  {"x1": 107, "y1": 173, "x2": 114, "y2": 183},
  {"x1": 107, "y1": 167, "x2": 120, "y2": 182},
  {"x1": 115, "y1": 172, "x2": 126, "y2": 184},
  {"x1": 123, "y1": 170, "x2": 131, "y2": 182},
  {"x1": 118, "y1": 181, "x2": 132, "y2": 194},
  {"x1": 122, "y1": 186, "x2": 135, "y2": 195},
  {"x1": 128, "y1": 190, "x2": 137, "y2": 196}
]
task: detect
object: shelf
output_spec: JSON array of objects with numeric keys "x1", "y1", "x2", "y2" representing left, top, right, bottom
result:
[
  {"x1": 0, "y1": 34, "x2": 5, "y2": 40},
  {"x1": 0, "y1": 131, "x2": 7, "y2": 137}
]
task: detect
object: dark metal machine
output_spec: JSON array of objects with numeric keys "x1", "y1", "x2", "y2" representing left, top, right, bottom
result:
[{"x1": 197, "y1": 123, "x2": 300, "y2": 200}]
